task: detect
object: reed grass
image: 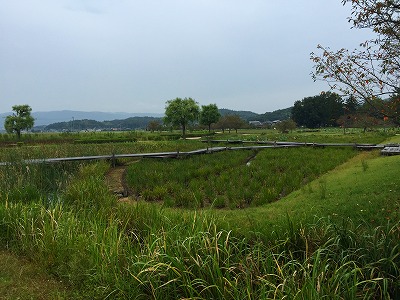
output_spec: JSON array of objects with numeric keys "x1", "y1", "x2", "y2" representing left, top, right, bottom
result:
[
  {"x1": 1, "y1": 194, "x2": 398, "y2": 298},
  {"x1": 126, "y1": 147, "x2": 355, "y2": 208}
]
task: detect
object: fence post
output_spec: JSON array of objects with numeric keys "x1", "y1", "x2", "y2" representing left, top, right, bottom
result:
[{"x1": 111, "y1": 152, "x2": 116, "y2": 167}]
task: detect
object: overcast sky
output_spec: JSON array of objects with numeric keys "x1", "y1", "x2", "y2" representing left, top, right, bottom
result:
[{"x1": 0, "y1": 0, "x2": 374, "y2": 114}]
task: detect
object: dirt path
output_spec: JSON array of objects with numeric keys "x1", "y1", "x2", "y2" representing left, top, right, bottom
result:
[{"x1": 105, "y1": 165, "x2": 131, "y2": 202}]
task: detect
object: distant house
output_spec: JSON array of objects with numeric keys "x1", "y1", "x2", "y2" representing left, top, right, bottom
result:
[{"x1": 249, "y1": 121, "x2": 263, "y2": 127}]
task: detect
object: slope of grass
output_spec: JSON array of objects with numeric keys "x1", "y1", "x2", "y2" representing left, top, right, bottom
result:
[{"x1": 218, "y1": 150, "x2": 399, "y2": 234}]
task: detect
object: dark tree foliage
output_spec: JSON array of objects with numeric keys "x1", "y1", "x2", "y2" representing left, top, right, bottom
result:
[
  {"x1": 344, "y1": 95, "x2": 361, "y2": 114},
  {"x1": 292, "y1": 92, "x2": 344, "y2": 128}
]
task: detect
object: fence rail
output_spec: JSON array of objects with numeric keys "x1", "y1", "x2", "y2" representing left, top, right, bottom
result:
[{"x1": 1, "y1": 141, "x2": 399, "y2": 166}]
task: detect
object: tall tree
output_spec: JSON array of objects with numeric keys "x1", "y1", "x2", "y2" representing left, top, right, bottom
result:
[
  {"x1": 4, "y1": 104, "x2": 35, "y2": 139},
  {"x1": 291, "y1": 92, "x2": 343, "y2": 128},
  {"x1": 311, "y1": 0, "x2": 400, "y2": 124},
  {"x1": 200, "y1": 104, "x2": 221, "y2": 132},
  {"x1": 164, "y1": 97, "x2": 200, "y2": 138}
]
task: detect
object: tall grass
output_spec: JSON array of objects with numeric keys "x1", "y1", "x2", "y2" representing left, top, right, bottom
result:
[
  {"x1": 1, "y1": 194, "x2": 398, "y2": 298},
  {"x1": 0, "y1": 159, "x2": 76, "y2": 206}
]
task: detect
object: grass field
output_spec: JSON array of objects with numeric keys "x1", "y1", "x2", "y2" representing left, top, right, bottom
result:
[
  {"x1": 126, "y1": 147, "x2": 356, "y2": 208},
  {"x1": 0, "y1": 129, "x2": 398, "y2": 299}
]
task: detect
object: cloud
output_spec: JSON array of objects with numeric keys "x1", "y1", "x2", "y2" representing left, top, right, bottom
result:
[{"x1": 0, "y1": 0, "x2": 375, "y2": 114}]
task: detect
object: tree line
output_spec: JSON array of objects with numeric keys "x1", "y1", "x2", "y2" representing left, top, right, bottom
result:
[
  {"x1": 162, "y1": 97, "x2": 249, "y2": 137},
  {"x1": 4, "y1": 92, "x2": 399, "y2": 140},
  {"x1": 291, "y1": 92, "x2": 399, "y2": 131}
]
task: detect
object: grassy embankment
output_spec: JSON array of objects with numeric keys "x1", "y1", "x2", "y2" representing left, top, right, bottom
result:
[{"x1": 0, "y1": 130, "x2": 398, "y2": 299}]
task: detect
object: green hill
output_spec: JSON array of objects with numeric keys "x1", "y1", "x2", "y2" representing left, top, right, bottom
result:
[{"x1": 219, "y1": 107, "x2": 292, "y2": 122}]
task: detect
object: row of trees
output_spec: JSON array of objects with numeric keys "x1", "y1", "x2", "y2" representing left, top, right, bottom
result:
[
  {"x1": 292, "y1": 91, "x2": 398, "y2": 131},
  {"x1": 163, "y1": 97, "x2": 248, "y2": 137},
  {"x1": 164, "y1": 98, "x2": 219, "y2": 137},
  {"x1": 2, "y1": 100, "x2": 249, "y2": 139}
]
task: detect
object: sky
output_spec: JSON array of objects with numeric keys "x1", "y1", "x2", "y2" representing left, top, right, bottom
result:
[{"x1": 0, "y1": 0, "x2": 375, "y2": 114}]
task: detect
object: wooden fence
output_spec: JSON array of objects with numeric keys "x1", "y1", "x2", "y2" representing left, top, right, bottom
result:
[{"x1": 0, "y1": 141, "x2": 399, "y2": 166}]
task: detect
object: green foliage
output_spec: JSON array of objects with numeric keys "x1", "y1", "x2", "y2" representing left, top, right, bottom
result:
[
  {"x1": 164, "y1": 97, "x2": 200, "y2": 138},
  {"x1": 292, "y1": 92, "x2": 343, "y2": 128},
  {"x1": 4, "y1": 105, "x2": 35, "y2": 139},
  {"x1": 218, "y1": 108, "x2": 261, "y2": 121},
  {"x1": 200, "y1": 104, "x2": 221, "y2": 132}
]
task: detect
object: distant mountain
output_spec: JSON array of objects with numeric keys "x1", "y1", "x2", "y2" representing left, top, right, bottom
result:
[
  {"x1": 263, "y1": 107, "x2": 293, "y2": 122},
  {"x1": 219, "y1": 107, "x2": 292, "y2": 122},
  {"x1": 45, "y1": 116, "x2": 162, "y2": 131},
  {"x1": 219, "y1": 109, "x2": 262, "y2": 121},
  {"x1": 0, "y1": 110, "x2": 164, "y2": 129}
]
